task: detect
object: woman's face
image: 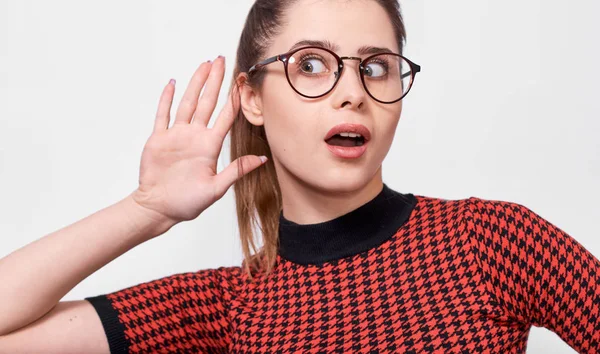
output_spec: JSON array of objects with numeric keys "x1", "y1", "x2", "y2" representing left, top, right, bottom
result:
[{"x1": 242, "y1": 0, "x2": 403, "y2": 193}]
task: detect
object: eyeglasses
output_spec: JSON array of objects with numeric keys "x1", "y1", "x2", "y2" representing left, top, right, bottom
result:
[{"x1": 247, "y1": 45, "x2": 421, "y2": 104}]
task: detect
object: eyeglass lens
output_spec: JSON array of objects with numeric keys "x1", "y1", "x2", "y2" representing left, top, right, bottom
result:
[{"x1": 286, "y1": 47, "x2": 414, "y2": 103}]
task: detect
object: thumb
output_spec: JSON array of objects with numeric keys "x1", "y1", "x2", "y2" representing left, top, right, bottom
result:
[{"x1": 214, "y1": 155, "x2": 268, "y2": 197}]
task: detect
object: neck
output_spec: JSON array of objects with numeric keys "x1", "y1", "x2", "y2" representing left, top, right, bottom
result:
[
  {"x1": 277, "y1": 181, "x2": 417, "y2": 265},
  {"x1": 278, "y1": 166, "x2": 384, "y2": 225}
]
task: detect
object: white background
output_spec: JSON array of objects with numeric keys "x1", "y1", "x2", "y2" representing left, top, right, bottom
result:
[{"x1": 1, "y1": 1, "x2": 599, "y2": 352}]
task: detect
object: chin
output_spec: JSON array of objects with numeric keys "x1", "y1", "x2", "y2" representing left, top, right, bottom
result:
[{"x1": 305, "y1": 172, "x2": 375, "y2": 191}]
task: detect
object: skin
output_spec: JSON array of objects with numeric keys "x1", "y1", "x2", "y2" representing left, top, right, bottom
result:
[
  {"x1": 0, "y1": 1, "x2": 403, "y2": 344},
  {"x1": 238, "y1": 0, "x2": 404, "y2": 224}
]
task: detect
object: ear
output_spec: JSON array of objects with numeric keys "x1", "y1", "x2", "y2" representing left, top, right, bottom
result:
[{"x1": 236, "y1": 73, "x2": 264, "y2": 127}]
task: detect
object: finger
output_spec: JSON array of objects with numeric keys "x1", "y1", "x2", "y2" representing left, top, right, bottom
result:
[
  {"x1": 211, "y1": 87, "x2": 242, "y2": 140},
  {"x1": 214, "y1": 155, "x2": 268, "y2": 198},
  {"x1": 174, "y1": 60, "x2": 213, "y2": 125},
  {"x1": 193, "y1": 56, "x2": 226, "y2": 127},
  {"x1": 154, "y1": 78, "x2": 176, "y2": 133}
]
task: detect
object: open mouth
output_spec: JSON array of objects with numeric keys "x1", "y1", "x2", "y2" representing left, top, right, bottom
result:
[{"x1": 325, "y1": 134, "x2": 366, "y2": 147}]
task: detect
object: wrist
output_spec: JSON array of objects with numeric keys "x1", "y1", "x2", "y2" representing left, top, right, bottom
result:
[{"x1": 120, "y1": 191, "x2": 177, "y2": 241}]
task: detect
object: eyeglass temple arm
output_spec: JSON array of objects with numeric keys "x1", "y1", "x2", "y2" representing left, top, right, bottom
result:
[
  {"x1": 400, "y1": 63, "x2": 421, "y2": 79},
  {"x1": 248, "y1": 55, "x2": 280, "y2": 73}
]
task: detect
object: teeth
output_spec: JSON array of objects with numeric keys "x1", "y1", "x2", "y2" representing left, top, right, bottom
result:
[{"x1": 338, "y1": 132, "x2": 362, "y2": 138}]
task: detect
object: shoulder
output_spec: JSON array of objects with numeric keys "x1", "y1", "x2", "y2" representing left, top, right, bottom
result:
[
  {"x1": 459, "y1": 196, "x2": 569, "y2": 255},
  {"x1": 410, "y1": 193, "x2": 491, "y2": 217},
  {"x1": 461, "y1": 195, "x2": 542, "y2": 233},
  {"x1": 464, "y1": 195, "x2": 530, "y2": 215},
  {"x1": 410, "y1": 194, "x2": 540, "y2": 233},
  {"x1": 165, "y1": 264, "x2": 246, "y2": 296}
]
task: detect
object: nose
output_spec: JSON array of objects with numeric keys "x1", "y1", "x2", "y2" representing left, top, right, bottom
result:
[{"x1": 331, "y1": 57, "x2": 366, "y2": 110}]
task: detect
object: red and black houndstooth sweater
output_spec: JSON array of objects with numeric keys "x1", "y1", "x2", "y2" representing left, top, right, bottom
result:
[{"x1": 85, "y1": 183, "x2": 600, "y2": 353}]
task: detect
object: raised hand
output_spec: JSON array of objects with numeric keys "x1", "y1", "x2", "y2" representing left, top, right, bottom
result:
[{"x1": 131, "y1": 56, "x2": 267, "y2": 225}]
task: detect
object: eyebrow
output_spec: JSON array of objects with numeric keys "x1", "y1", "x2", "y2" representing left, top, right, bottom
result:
[{"x1": 287, "y1": 39, "x2": 396, "y2": 56}]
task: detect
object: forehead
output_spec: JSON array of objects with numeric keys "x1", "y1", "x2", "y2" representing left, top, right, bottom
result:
[{"x1": 269, "y1": 0, "x2": 399, "y2": 56}]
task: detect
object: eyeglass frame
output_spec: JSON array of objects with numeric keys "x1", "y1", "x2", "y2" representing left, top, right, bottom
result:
[{"x1": 247, "y1": 45, "x2": 421, "y2": 104}]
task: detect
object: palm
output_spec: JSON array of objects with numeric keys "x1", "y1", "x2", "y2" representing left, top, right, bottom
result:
[
  {"x1": 132, "y1": 57, "x2": 266, "y2": 224},
  {"x1": 137, "y1": 125, "x2": 220, "y2": 222}
]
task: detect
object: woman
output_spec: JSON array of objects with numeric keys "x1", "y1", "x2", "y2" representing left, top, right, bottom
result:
[{"x1": 0, "y1": 0, "x2": 598, "y2": 353}]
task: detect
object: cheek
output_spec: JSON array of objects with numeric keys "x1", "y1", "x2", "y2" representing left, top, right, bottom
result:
[
  {"x1": 259, "y1": 74, "x2": 403, "y2": 171},
  {"x1": 371, "y1": 108, "x2": 402, "y2": 157},
  {"x1": 379, "y1": 103, "x2": 402, "y2": 139},
  {"x1": 261, "y1": 90, "x2": 319, "y2": 157}
]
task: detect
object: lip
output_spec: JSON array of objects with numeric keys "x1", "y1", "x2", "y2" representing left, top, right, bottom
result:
[
  {"x1": 324, "y1": 123, "x2": 372, "y2": 142},
  {"x1": 325, "y1": 140, "x2": 368, "y2": 159}
]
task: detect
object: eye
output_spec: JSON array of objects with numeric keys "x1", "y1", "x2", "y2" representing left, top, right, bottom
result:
[
  {"x1": 299, "y1": 56, "x2": 328, "y2": 74},
  {"x1": 364, "y1": 60, "x2": 388, "y2": 78}
]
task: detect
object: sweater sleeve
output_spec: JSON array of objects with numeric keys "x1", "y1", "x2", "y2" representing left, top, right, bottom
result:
[
  {"x1": 84, "y1": 265, "x2": 242, "y2": 354},
  {"x1": 465, "y1": 197, "x2": 600, "y2": 353}
]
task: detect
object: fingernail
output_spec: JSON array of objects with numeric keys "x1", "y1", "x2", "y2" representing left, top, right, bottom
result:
[
  {"x1": 259, "y1": 156, "x2": 268, "y2": 163},
  {"x1": 218, "y1": 55, "x2": 224, "y2": 59},
  {"x1": 207, "y1": 59, "x2": 212, "y2": 63},
  {"x1": 169, "y1": 78, "x2": 176, "y2": 86}
]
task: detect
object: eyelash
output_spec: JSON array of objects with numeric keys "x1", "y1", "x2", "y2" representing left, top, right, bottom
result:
[
  {"x1": 295, "y1": 52, "x2": 391, "y2": 77},
  {"x1": 296, "y1": 53, "x2": 329, "y2": 75}
]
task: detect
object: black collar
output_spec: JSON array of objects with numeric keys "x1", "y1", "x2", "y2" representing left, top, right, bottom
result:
[{"x1": 277, "y1": 183, "x2": 417, "y2": 266}]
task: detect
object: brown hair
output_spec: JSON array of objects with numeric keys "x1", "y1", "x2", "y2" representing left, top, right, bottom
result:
[{"x1": 227, "y1": 0, "x2": 407, "y2": 282}]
